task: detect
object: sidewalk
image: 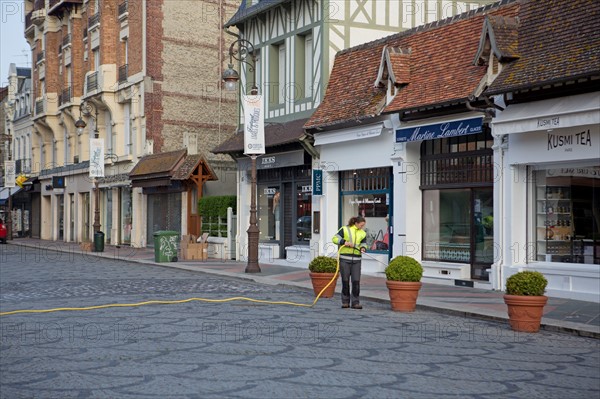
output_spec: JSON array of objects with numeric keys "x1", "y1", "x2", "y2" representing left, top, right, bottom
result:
[{"x1": 3, "y1": 237, "x2": 599, "y2": 338}]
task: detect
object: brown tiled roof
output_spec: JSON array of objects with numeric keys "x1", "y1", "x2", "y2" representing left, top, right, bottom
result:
[
  {"x1": 129, "y1": 149, "x2": 186, "y2": 178},
  {"x1": 212, "y1": 118, "x2": 310, "y2": 154},
  {"x1": 474, "y1": 15, "x2": 520, "y2": 65},
  {"x1": 486, "y1": 0, "x2": 600, "y2": 95},
  {"x1": 488, "y1": 16, "x2": 520, "y2": 60},
  {"x1": 305, "y1": 1, "x2": 519, "y2": 130},
  {"x1": 171, "y1": 154, "x2": 217, "y2": 181},
  {"x1": 389, "y1": 50, "x2": 411, "y2": 86},
  {"x1": 304, "y1": 42, "x2": 387, "y2": 129}
]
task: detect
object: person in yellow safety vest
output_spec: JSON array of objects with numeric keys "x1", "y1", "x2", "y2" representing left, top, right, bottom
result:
[{"x1": 332, "y1": 216, "x2": 368, "y2": 309}]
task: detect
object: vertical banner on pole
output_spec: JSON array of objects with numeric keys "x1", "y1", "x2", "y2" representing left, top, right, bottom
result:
[
  {"x1": 4, "y1": 161, "x2": 16, "y2": 188},
  {"x1": 243, "y1": 95, "x2": 265, "y2": 155},
  {"x1": 89, "y1": 138, "x2": 105, "y2": 178}
]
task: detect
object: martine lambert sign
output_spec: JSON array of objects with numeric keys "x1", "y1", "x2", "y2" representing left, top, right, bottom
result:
[{"x1": 395, "y1": 117, "x2": 483, "y2": 142}]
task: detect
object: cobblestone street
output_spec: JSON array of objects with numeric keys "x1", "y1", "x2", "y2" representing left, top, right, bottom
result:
[{"x1": 1, "y1": 247, "x2": 599, "y2": 398}]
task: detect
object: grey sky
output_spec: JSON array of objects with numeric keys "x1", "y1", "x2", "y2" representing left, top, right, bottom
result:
[{"x1": 0, "y1": 0, "x2": 31, "y2": 87}]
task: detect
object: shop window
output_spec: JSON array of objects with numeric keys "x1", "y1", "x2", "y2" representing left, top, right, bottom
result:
[
  {"x1": 422, "y1": 188, "x2": 493, "y2": 276},
  {"x1": 339, "y1": 168, "x2": 392, "y2": 252},
  {"x1": 258, "y1": 185, "x2": 280, "y2": 241},
  {"x1": 421, "y1": 134, "x2": 494, "y2": 280},
  {"x1": 121, "y1": 188, "x2": 132, "y2": 245},
  {"x1": 296, "y1": 183, "x2": 312, "y2": 242},
  {"x1": 532, "y1": 165, "x2": 600, "y2": 265}
]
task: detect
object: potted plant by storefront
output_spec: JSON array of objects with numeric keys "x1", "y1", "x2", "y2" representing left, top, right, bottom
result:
[
  {"x1": 308, "y1": 256, "x2": 339, "y2": 298},
  {"x1": 385, "y1": 256, "x2": 424, "y2": 312},
  {"x1": 504, "y1": 270, "x2": 548, "y2": 333}
]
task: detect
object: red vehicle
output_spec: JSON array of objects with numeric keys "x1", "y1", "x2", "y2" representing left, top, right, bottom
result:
[{"x1": 0, "y1": 219, "x2": 7, "y2": 244}]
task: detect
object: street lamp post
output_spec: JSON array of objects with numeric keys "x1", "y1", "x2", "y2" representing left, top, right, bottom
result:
[
  {"x1": 75, "y1": 101, "x2": 101, "y2": 235},
  {"x1": 222, "y1": 39, "x2": 261, "y2": 273}
]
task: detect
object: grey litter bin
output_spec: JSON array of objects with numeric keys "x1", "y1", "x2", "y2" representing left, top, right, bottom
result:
[
  {"x1": 93, "y1": 231, "x2": 105, "y2": 252},
  {"x1": 153, "y1": 230, "x2": 179, "y2": 262}
]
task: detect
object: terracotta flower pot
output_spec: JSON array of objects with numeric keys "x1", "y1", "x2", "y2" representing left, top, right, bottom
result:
[
  {"x1": 386, "y1": 281, "x2": 422, "y2": 312},
  {"x1": 309, "y1": 272, "x2": 339, "y2": 298},
  {"x1": 503, "y1": 294, "x2": 548, "y2": 333}
]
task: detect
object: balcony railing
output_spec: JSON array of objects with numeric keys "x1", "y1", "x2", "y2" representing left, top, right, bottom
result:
[
  {"x1": 118, "y1": 64, "x2": 128, "y2": 83},
  {"x1": 32, "y1": 0, "x2": 46, "y2": 25},
  {"x1": 118, "y1": 1, "x2": 128, "y2": 17},
  {"x1": 36, "y1": 50, "x2": 45, "y2": 63},
  {"x1": 15, "y1": 159, "x2": 32, "y2": 174},
  {"x1": 60, "y1": 87, "x2": 71, "y2": 105},
  {"x1": 35, "y1": 99, "x2": 44, "y2": 115},
  {"x1": 62, "y1": 33, "x2": 71, "y2": 47},
  {"x1": 87, "y1": 71, "x2": 98, "y2": 93},
  {"x1": 25, "y1": 11, "x2": 33, "y2": 31},
  {"x1": 88, "y1": 13, "x2": 100, "y2": 28}
]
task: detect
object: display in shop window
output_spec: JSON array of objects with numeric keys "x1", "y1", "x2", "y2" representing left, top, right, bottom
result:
[{"x1": 534, "y1": 166, "x2": 600, "y2": 265}]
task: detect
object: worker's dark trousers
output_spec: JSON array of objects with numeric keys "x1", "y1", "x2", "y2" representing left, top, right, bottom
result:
[{"x1": 340, "y1": 258, "x2": 361, "y2": 306}]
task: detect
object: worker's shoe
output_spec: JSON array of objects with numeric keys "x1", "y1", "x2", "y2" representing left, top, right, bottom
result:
[
  {"x1": 341, "y1": 303, "x2": 350, "y2": 309},
  {"x1": 351, "y1": 303, "x2": 363, "y2": 310}
]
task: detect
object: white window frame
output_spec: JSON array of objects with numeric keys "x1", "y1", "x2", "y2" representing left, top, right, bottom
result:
[
  {"x1": 278, "y1": 43, "x2": 286, "y2": 105},
  {"x1": 304, "y1": 34, "x2": 313, "y2": 99}
]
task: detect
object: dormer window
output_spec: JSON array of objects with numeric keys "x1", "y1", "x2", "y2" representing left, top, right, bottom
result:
[{"x1": 374, "y1": 46, "x2": 411, "y2": 105}]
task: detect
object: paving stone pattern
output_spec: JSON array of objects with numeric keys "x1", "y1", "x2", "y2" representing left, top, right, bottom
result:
[{"x1": 1, "y1": 247, "x2": 599, "y2": 398}]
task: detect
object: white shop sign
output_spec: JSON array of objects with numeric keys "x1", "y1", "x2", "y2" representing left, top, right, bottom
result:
[{"x1": 508, "y1": 124, "x2": 600, "y2": 165}]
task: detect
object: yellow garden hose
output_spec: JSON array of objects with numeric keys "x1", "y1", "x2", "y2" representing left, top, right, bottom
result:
[{"x1": 0, "y1": 250, "x2": 342, "y2": 317}]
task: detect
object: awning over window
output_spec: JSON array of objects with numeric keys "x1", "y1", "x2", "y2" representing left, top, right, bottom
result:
[
  {"x1": 492, "y1": 92, "x2": 600, "y2": 135},
  {"x1": 0, "y1": 187, "x2": 23, "y2": 205}
]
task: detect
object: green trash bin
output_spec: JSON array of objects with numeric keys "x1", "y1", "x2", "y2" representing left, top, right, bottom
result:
[
  {"x1": 93, "y1": 231, "x2": 105, "y2": 252},
  {"x1": 153, "y1": 230, "x2": 179, "y2": 262}
]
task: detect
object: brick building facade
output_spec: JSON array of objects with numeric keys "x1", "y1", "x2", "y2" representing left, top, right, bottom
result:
[{"x1": 22, "y1": 0, "x2": 238, "y2": 247}]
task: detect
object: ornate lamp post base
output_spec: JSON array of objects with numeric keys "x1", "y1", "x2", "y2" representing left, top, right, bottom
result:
[{"x1": 245, "y1": 155, "x2": 261, "y2": 273}]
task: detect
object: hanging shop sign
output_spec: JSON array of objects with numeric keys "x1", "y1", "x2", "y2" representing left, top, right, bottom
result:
[
  {"x1": 395, "y1": 117, "x2": 483, "y2": 142},
  {"x1": 312, "y1": 169, "x2": 323, "y2": 195}
]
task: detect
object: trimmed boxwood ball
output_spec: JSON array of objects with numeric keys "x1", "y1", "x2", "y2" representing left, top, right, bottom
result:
[
  {"x1": 385, "y1": 256, "x2": 423, "y2": 282},
  {"x1": 308, "y1": 256, "x2": 338, "y2": 273},
  {"x1": 505, "y1": 271, "x2": 548, "y2": 296}
]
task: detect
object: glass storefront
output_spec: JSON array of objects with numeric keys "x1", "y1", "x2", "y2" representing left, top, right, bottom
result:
[
  {"x1": 256, "y1": 164, "x2": 312, "y2": 248},
  {"x1": 121, "y1": 188, "x2": 132, "y2": 245},
  {"x1": 339, "y1": 167, "x2": 392, "y2": 252},
  {"x1": 532, "y1": 164, "x2": 600, "y2": 264},
  {"x1": 105, "y1": 189, "x2": 113, "y2": 244},
  {"x1": 82, "y1": 192, "x2": 90, "y2": 242},
  {"x1": 423, "y1": 189, "x2": 494, "y2": 271},
  {"x1": 258, "y1": 185, "x2": 280, "y2": 241},
  {"x1": 296, "y1": 183, "x2": 312, "y2": 242},
  {"x1": 420, "y1": 130, "x2": 494, "y2": 280}
]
